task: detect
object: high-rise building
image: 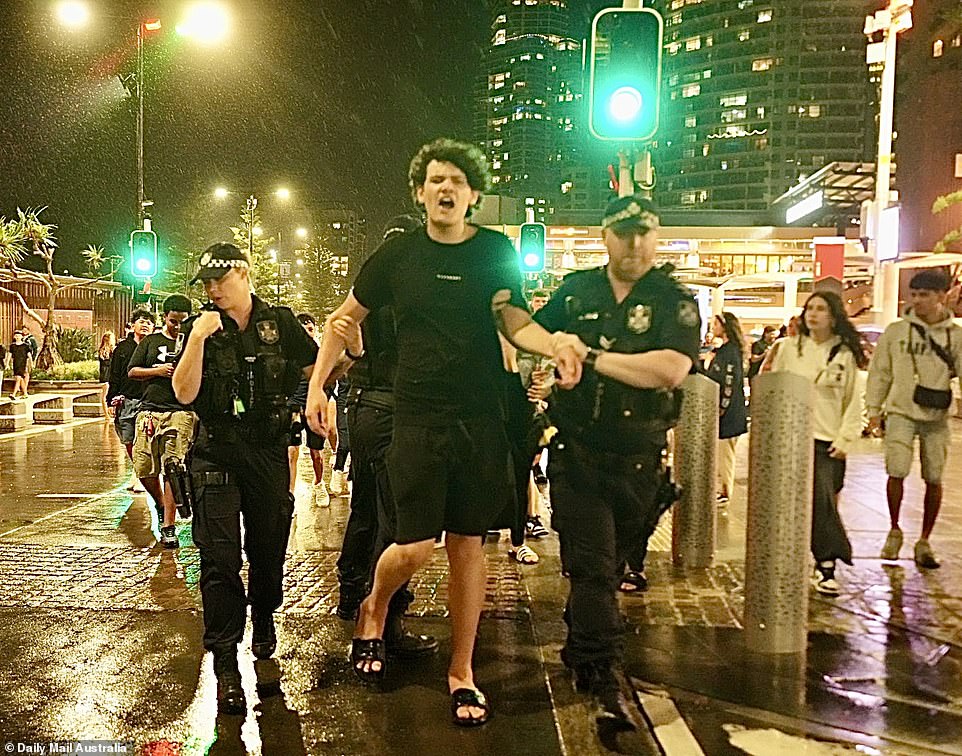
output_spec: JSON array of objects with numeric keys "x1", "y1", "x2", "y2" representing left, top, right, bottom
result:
[
  {"x1": 476, "y1": 0, "x2": 587, "y2": 223},
  {"x1": 896, "y1": 0, "x2": 962, "y2": 253},
  {"x1": 651, "y1": 0, "x2": 876, "y2": 211},
  {"x1": 314, "y1": 207, "x2": 366, "y2": 277}
]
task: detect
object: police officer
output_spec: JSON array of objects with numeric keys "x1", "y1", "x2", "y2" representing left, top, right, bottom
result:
[
  {"x1": 533, "y1": 196, "x2": 700, "y2": 727},
  {"x1": 172, "y1": 242, "x2": 318, "y2": 715}
]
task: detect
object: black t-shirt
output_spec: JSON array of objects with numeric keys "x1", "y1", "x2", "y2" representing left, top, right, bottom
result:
[
  {"x1": 352, "y1": 226, "x2": 526, "y2": 424},
  {"x1": 107, "y1": 336, "x2": 143, "y2": 401},
  {"x1": 128, "y1": 332, "x2": 183, "y2": 411},
  {"x1": 10, "y1": 343, "x2": 30, "y2": 374},
  {"x1": 747, "y1": 337, "x2": 770, "y2": 379}
]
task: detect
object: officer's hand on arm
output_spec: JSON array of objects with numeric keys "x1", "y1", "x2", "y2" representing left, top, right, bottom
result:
[
  {"x1": 306, "y1": 292, "x2": 370, "y2": 436},
  {"x1": 331, "y1": 316, "x2": 363, "y2": 358},
  {"x1": 554, "y1": 346, "x2": 583, "y2": 389}
]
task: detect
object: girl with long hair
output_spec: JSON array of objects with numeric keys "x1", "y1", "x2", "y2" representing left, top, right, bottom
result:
[
  {"x1": 707, "y1": 312, "x2": 748, "y2": 504},
  {"x1": 768, "y1": 291, "x2": 866, "y2": 596},
  {"x1": 97, "y1": 331, "x2": 116, "y2": 418}
]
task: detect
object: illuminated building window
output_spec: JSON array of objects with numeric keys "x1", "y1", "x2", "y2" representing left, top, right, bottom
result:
[
  {"x1": 720, "y1": 93, "x2": 747, "y2": 107},
  {"x1": 739, "y1": 29, "x2": 750, "y2": 42},
  {"x1": 668, "y1": 41, "x2": 681, "y2": 55},
  {"x1": 494, "y1": 29, "x2": 506, "y2": 45},
  {"x1": 703, "y1": 68, "x2": 712, "y2": 78},
  {"x1": 495, "y1": 14, "x2": 506, "y2": 23},
  {"x1": 686, "y1": 37, "x2": 701, "y2": 51},
  {"x1": 752, "y1": 58, "x2": 773, "y2": 71},
  {"x1": 808, "y1": 104, "x2": 821, "y2": 117},
  {"x1": 685, "y1": 115, "x2": 697, "y2": 127},
  {"x1": 682, "y1": 83, "x2": 701, "y2": 97},
  {"x1": 757, "y1": 9, "x2": 772, "y2": 22},
  {"x1": 933, "y1": 39, "x2": 944, "y2": 57},
  {"x1": 705, "y1": 35, "x2": 713, "y2": 46}
]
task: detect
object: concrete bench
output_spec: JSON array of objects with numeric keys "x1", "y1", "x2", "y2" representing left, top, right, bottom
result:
[
  {"x1": 0, "y1": 399, "x2": 29, "y2": 432},
  {"x1": 72, "y1": 390, "x2": 105, "y2": 418},
  {"x1": 33, "y1": 395, "x2": 73, "y2": 424}
]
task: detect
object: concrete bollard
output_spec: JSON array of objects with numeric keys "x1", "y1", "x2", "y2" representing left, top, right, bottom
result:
[
  {"x1": 743, "y1": 371, "x2": 814, "y2": 654},
  {"x1": 672, "y1": 372, "x2": 719, "y2": 569}
]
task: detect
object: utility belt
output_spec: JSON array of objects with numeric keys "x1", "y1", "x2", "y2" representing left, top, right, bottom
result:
[
  {"x1": 202, "y1": 407, "x2": 291, "y2": 444},
  {"x1": 348, "y1": 385, "x2": 395, "y2": 412},
  {"x1": 551, "y1": 413, "x2": 671, "y2": 458}
]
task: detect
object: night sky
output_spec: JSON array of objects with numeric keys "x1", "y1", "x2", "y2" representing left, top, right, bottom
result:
[{"x1": 1, "y1": 1, "x2": 608, "y2": 272}]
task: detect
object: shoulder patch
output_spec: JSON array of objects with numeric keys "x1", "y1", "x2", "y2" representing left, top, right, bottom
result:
[
  {"x1": 256, "y1": 319, "x2": 280, "y2": 345},
  {"x1": 676, "y1": 300, "x2": 700, "y2": 328}
]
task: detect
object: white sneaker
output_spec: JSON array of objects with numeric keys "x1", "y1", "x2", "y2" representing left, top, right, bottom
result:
[
  {"x1": 880, "y1": 528, "x2": 903, "y2": 561},
  {"x1": 328, "y1": 470, "x2": 348, "y2": 496},
  {"x1": 811, "y1": 561, "x2": 840, "y2": 596},
  {"x1": 312, "y1": 483, "x2": 330, "y2": 508}
]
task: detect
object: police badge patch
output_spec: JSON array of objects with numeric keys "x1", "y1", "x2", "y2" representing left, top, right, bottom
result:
[
  {"x1": 198, "y1": 251, "x2": 212, "y2": 267},
  {"x1": 676, "y1": 301, "x2": 700, "y2": 328},
  {"x1": 256, "y1": 319, "x2": 280, "y2": 344},
  {"x1": 627, "y1": 304, "x2": 652, "y2": 333}
]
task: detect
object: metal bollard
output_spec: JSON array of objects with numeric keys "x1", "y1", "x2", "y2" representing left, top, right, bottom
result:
[
  {"x1": 672, "y1": 372, "x2": 719, "y2": 569},
  {"x1": 743, "y1": 371, "x2": 814, "y2": 654}
]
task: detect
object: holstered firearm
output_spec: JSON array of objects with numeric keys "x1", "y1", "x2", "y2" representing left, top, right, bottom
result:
[{"x1": 165, "y1": 458, "x2": 195, "y2": 519}]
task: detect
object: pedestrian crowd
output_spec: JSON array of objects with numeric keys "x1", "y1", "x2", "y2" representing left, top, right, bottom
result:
[{"x1": 87, "y1": 137, "x2": 961, "y2": 735}]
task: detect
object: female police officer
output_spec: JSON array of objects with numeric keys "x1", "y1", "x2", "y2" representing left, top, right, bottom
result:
[
  {"x1": 173, "y1": 242, "x2": 318, "y2": 714},
  {"x1": 534, "y1": 196, "x2": 700, "y2": 728}
]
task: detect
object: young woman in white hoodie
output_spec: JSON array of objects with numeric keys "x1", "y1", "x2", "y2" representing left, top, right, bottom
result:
[{"x1": 766, "y1": 291, "x2": 867, "y2": 596}]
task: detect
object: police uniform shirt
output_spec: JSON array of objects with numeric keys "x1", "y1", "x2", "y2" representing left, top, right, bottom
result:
[
  {"x1": 352, "y1": 226, "x2": 527, "y2": 424},
  {"x1": 128, "y1": 331, "x2": 185, "y2": 411},
  {"x1": 534, "y1": 265, "x2": 701, "y2": 452},
  {"x1": 180, "y1": 295, "x2": 318, "y2": 425}
]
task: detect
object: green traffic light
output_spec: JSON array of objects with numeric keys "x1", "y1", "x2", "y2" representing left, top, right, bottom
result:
[
  {"x1": 130, "y1": 229, "x2": 157, "y2": 279},
  {"x1": 519, "y1": 222, "x2": 546, "y2": 273},
  {"x1": 589, "y1": 8, "x2": 663, "y2": 142}
]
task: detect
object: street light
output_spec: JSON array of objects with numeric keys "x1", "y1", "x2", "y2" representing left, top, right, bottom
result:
[
  {"x1": 55, "y1": 1, "x2": 90, "y2": 27},
  {"x1": 176, "y1": 2, "x2": 230, "y2": 45}
]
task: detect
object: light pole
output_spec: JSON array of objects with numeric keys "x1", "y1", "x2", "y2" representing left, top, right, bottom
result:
[
  {"x1": 56, "y1": 2, "x2": 231, "y2": 229},
  {"x1": 864, "y1": 0, "x2": 913, "y2": 320}
]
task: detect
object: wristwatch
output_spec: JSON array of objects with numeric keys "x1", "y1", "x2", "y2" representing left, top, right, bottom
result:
[
  {"x1": 585, "y1": 347, "x2": 603, "y2": 370},
  {"x1": 345, "y1": 347, "x2": 365, "y2": 360}
]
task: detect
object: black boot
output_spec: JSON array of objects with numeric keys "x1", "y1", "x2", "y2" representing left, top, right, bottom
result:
[
  {"x1": 383, "y1": 613, "x2": 439, "y2": 658},
  {"x1": 251, "y1": 613, "x2": 277, "y2": 660},
  {"x1": 585, "y1": 664, "x2": 634, "y2": 729},
  {"x1": 212, "y1": 647, "x2": 246, "y2": 715}
]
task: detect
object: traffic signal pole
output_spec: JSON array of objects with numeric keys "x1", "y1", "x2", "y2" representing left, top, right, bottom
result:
[{"x1": 621, "y1": 0, "x2": 650, "y2": 200}]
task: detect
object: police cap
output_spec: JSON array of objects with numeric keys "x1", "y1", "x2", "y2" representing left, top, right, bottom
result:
[
  {"x1": 602, "y1": 195, "x2": 661, "y2": 236},
  {"x1": 190, "y1": 242, "x2": 252, "y2": 285}
]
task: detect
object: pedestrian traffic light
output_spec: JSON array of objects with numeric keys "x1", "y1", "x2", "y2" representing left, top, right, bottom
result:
[
  {"x1": 589, "y1": 7, "x2": 664, "y2": 142},
  {"x1": 519, "y1": 222, "x2": 546, "y2": 273},
  {"x1": 130, "y1": 229, "x2": 157, "y2": 278}
]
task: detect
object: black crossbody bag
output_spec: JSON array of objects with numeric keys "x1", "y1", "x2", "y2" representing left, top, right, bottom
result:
[{"x1": 909, "y1": 324, "x2": 956, "y2": 410}]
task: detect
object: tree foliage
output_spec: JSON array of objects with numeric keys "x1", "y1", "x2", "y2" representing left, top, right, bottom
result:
[{"x1": 932, "y1": 189, "x2": 962, "y2": 253}]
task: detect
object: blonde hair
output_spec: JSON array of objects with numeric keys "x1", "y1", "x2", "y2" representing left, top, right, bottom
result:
[{"x1": 98, "y1": 331, "x2": 116, "y2": 360}]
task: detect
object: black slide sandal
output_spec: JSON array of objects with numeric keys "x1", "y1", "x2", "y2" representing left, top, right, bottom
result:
[
  {"x1": 350, "y1": 638, "x2": 386, "y2": 683},
  {"x1": 450, "y1": 687, "x2": 492, "y2": 727}
]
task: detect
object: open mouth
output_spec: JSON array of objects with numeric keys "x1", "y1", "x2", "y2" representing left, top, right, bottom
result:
[{"x1": 438, "y1": 197, "x2": 456, "y2": 210}]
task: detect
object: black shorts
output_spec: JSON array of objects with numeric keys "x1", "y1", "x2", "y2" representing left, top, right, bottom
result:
[
  {"x1": 386, "y1": 416, "x2": 514, "y2": 544},
  {"x1": 288, "y1": 418, "x2": 325, "y2": 451}
]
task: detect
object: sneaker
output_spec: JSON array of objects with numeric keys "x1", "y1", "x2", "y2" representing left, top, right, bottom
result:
[
  {"x1": 811, "y1": 561, "x2": 840, "y2": 596},
  {"x1": 328, "y1": 470, "x2": 348, "y2": 496},
  {"x1": 509, "y1": 543, "x2": 539, "y2": 565},
  {"x1": 311, "y1": 482, "x2": 330, "y2": 508},
  {"x1": 525, "y1": 515, "x2": 550, "y2": 539},
  {"x1": 914, "y1": 539, "x2": 940, "y2": 569},
  {"x1": 880, "y1": 528, "x2": 903, "y2": 561},
  {"x1": 159, "y1": 525, "x2": 179, "y2": 549},
  {"x1": 716, "y1": 493, "x2": 729, "y2": 505},
  {"x1": 531, "y1": 466, "x2": 548, "y2": 488}
]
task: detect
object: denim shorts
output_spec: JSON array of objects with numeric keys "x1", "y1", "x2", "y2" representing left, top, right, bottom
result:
[{"x1": 114, "y1": 398, "x2": 143, "y2": 446}]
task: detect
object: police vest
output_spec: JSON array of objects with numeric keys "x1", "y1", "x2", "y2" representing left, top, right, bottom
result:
[
  {"x1": 188, "y1": 300, "x2": 296, "y2": 434},
  {"x1": 550, "y1": 266, "x2": 687, "y2": 453}
]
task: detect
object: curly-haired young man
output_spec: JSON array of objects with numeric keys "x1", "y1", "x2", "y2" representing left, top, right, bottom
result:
[{"x1": 305, "y1": 138, "x2": 584, "y2": 726}]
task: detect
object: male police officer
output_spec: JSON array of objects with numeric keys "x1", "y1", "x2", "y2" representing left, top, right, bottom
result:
[
  {"x1": 172, "y1": 242, "x2": 318, "y2": 715},
  {"x1": 534, "y1": 196, "x2": 700, "y2": 727}
]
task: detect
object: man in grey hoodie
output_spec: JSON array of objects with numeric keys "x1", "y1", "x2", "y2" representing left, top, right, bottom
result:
[{"x1": 866, "y1": 270, "x2": 962, "y2": 568}]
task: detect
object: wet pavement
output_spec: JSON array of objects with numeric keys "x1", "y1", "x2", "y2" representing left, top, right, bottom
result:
[{"x1": 0, "y1": 416, "x2": 961, "y2": 754}]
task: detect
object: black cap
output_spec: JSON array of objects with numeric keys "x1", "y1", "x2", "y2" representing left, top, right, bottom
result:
[
  {"x1": 602, "y1": 195, "x2": 660, "y2": 235},
  {"x1": 909, "y1": 269, "x2": 950, "y2": 292},
  {"x1": 382, "y1": 214, "x2": 423, "y2": 241},
  {"x1": 190, "y1": 242, "x2": 252, "y2": 285}
]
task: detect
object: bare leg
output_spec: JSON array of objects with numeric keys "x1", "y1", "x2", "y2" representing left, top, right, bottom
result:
[
  {"x1": 140, "y1": 476, "x2": 172, "y2": 526},
  {"x1": 445, "y1": 533, "x2": 487, "y2": 721},
  {"x1": 287, "y1": 446, "x2": 300, "y2": 494},
  {"x1": 527, "y1": 475, "x2": 539, "y2": 517},
  {"x1": 100, "y1": 384, "x2": 109, "y2": 420},
  {"x1": 886, "y1": 476, "x2": 904, "y2": 530},
  {"x1": 355, "y1": 538, "x2": 435, "y2": 673},
  {"x1": 921, "y1": 483, "x2": 942, "y2": 540},
  {"x1": 309, "y1": 448, "x2": 325, "y2": 485}
]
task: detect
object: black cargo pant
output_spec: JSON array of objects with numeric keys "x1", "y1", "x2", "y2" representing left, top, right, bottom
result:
[
  {"x1": 191, "y1": 423, "x2": 294, "y2": 652},
  {"x1": 336, "y1": 392, "x2": 412, "y2": 614},
  {"x1": 549, "y1": 435, "x2": 662, "y2": 668},
  {"x1": 812, "y1": 440, "x2": 853, "y2": 565}
]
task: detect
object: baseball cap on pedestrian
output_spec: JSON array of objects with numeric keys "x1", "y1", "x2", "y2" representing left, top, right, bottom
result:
[
  {"x1": 601, "y1": 195, "x2": 660, "y2": 236},
  {"x1": 909, "y1": 269, "x2": 950, "y2": 292},
  {"x1": 190, "y1": 242, "x2": 252, "y2": 285}
]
